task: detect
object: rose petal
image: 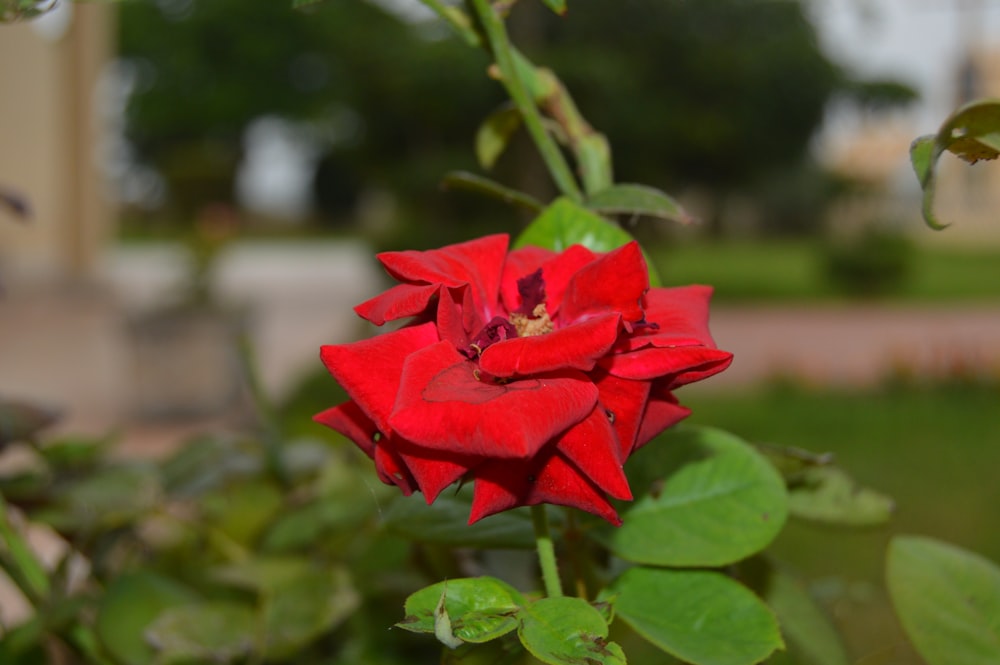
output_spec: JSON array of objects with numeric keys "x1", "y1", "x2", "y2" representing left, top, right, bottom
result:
[
  {"x1": 374, "y1": 441, "x2": 417, "y2": 495},
  {"x1": 556, "y1": 408, "x2": 632, "y2": 501},
  {"x1": 592, "y1": 370, "x2": 650, "y2": 458},
  {"x1": 314, "y1": 400, "x2": 379, "y2": 457},
  {"x1": 354, "y1": 283, "x2": 440, "y2": 326},
  {"x1": 602, "y1": 344, "x2": 733, "y2": 384},
  {"x1": 395, "y1": 440, "x2": 478, "y2": 503},
  {"x1": 478, "y1": 313, "x2": 622, "y2": 377},
  {"x1": 377, "y1": 234, "x2": 509, "y2": 320},
  {"x1": 319, "y1": 322, "x2": 439, "y2": 432},
  {"x1": 619, "y1": 285, "x2": 721, "y2": 352},
  {"x1": 635, "y1": 384, "x2": 692, "y2": 450},
  {"x1": 390, "y1": 341, "x2": 598, "y2": 459},
  {"x1": 469, "y1": 450, "x2": 622, "y2": 525},
  {"x1": 560, "y1": 242, "x2": 648, "y2": 324}
]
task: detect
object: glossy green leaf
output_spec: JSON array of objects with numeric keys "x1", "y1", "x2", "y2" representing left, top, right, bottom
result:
[
  {"x1": 518, "y1": 597, "x2": 624, "y2": 665},
  {"x1": 96, "y1": 572, "x2": 199, "y2": 665},
  {"x1": 145, "y1": 601, "x2": 257, "y2": 664},
  {"x1": 383, "y1": 491, "x2": 535, "y2": 549},
  {"x1": 597, "y1": 426, "x2": 787, "y2": 567},
  {"x1": 612, "y1": 566, "x2": 783, "y2": 665},
  {"x1": 887, "y1": 535, "x2": 1000, "y2": 665},
  {"x1": 440, "y1": 171, "x2": 543, "y2": 213},
  {"x1": 788, "y1": 466, "x2": 894, "y2": 526},
  {"x1": 397, "y1": 577, "x2": 526, "y2": 645},
  {"x1": 763, "y1": 566, "x2": 850, "y2": 665},
  {"x1": 514, "y1": 197, "x2": 662, "y2": 286},
  {"x1": 476, "y1": 106, "x2": 522, "y2": 170},
  {"x1": 586, "y1": 183, "x2": 694, "y2": 225},
  {"x1": 911, "y1": 99, "x2": 1000, "y2": 230}
]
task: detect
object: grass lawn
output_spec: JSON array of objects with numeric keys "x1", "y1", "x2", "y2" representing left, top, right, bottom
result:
[
  {"x1": 650, "y1": 240, "x2": 1000, "y2": 302},
  {"x1": 682, "y1": 382, "x2": 1000, "y2": 661}
]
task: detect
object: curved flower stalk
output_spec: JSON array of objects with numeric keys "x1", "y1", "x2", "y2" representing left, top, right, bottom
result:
[{"x1": 316, "y1": 234, "x2": 731, "y2": 525}]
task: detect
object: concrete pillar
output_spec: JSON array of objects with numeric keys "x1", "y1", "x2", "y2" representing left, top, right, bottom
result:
[{"x1": 0, "y1": 1, "x2": 115, "y2": 284}]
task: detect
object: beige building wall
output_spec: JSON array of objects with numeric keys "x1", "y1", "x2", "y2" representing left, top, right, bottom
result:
[{"x1": 0, "y1": 2, "x2": 114, "y2": 283}]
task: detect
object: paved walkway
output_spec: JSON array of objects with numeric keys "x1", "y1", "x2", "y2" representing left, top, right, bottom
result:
[{"x1": 2, "y1": 240, "x2": 1000, "y2": 446}]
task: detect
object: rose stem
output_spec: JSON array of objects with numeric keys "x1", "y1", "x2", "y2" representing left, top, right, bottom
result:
[
  {"x1": 468, "y1": 0, "x2": 583, "y2": 203},
  {"x1": 531, "y1": 505, "x2": 563, "y2": 598}
]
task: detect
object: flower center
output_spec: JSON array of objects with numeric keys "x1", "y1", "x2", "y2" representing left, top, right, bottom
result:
[{"x1": 463, "y1": 267, "x2": 553, "y2": 358}]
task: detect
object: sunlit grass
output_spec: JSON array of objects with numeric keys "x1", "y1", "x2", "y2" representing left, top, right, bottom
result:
[{"x1": 650, "y1": 240, "x2": 1000, "y2": 302}]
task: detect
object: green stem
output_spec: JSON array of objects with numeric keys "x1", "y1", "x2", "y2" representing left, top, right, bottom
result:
[
  {"x1": 531, "y1": 505, "x2": 563, "y2": 598},
  {"x1": 469, "y1": 0, "x2": 583, "y2": 202}
]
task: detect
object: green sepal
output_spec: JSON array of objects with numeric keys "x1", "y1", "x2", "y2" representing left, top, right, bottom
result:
[{"x1": 397, "y1": 577, "x2": 526, "y2": 647}]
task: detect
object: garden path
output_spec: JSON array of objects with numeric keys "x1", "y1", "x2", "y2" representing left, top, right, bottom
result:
[{"x1": 2, "y1": 240, "x2": 999, "y2": 450}]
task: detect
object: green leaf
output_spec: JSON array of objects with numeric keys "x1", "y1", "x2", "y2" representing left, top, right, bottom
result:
[
  {"x1": 262, "y1": 566, "x2": 359, "y2": 658},
  {"x1": 762, "y1": 566, "x2": 850, "y2": 665},
  {"x1": 475, "y1": 106, "x2": 522, "y2": 170},
  {"x1": 585, "y1": 183, "x2": 694, "y2": 225},
  {"x1": 397, "y1": 577, "x2": 526, "y2": 645},
  {"x1": 517, "y1": 597, "x2": 624, "y2": 665},
  {"x1": 201, "y1": 480, "x2": 283, "y2": 546},
  {"x1": 539, "y1": 0, "x2": 567, "y2": 15},
  {"x1": 596, "y1": 426, "x2": 787, "y2": 567},
  {"x1": 145, "y1": 601, "x2": 258, "y2": 664},
  {"x1": 383, "y1": 490, "x2": 535, "y2": 549},
  {"x1": 911, "y1": 98, "x2": 1000, "y2": 230},
  {"x1": 40, "y1": 464, "x2": 160, "y2": 533},
  {"x1": 514, "y1": 197, "x2": 662, "y2": 286},
  {"x1": 788, "y1": 466, "x2": 894, "y2": 526},
  {"x1": 611, "y1": 566, "x2": 783, "y2": 665},
  {"x1": 440, "y1": 171, "x2": 543, "y2": 213},
  {"x1": 886, "y1": 535, "x2": 1000, "y2": 665},
  {"x1": 95, "y1": 572, "x2": 199, "y2": 665}
]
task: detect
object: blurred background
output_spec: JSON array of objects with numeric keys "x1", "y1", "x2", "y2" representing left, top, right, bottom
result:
[{"x1": 1, "y1": 0, "x2": 1000, "y2": 662}]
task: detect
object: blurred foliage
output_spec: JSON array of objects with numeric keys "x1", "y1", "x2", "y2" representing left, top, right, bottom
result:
[
  {"x1": 117, "y1": 0, "x2": 914, "y2": 237},
  {"x1": 822, "y1": 225, "x2": 915, "y2": 298}
]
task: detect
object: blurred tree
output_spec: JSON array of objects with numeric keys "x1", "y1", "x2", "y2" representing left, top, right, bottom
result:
[
  {"x1": 118, "y1": 0, "x2": 503, "y2": 228},
  {"x1": 527, "y1": 0, "x2": 913, "y2": 235},
  {"x1": 118, "y1": 0, "x2": 914, "y2": 237}
]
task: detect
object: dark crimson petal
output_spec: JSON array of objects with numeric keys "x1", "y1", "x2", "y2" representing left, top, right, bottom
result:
[
  {"x1": 354, "y1": 283, "x2": 440, "y2": 326},
  {"x1": 592, "y1": 370, "x2": 651, "y2": 459},
  {"x1": 500, "y1": 244, "x2": 595, "y2": 316},
  {"x1": 560, "y1": 242, "x2": 648, "y2": 325},
  {"x1": 374, "y1": 441, "x2": 417, "y2": 495},
  {"x1": 634, "y1": 384, "x2": 692, "y2": 450},
  {"x1": 377, "y1": 234, "x2": 509, "y2": 321},
  {"x1": 601, "y1": 344, "x2": 733, "y2": 384},
  {"x1": 618, "y1": 285, "x2": 721, "y2": 352},
  {"x1": 396, "y1": 441, "x2": 478, "y2": 503},
  {"x1": 319, "y1": 322, "x2": 439, "y2": 433},
  {"x1": 468, "y1": 451, "x2": 622, "y2": 526},
  {"x1": 314, "y1": 400, "x2": 379, "y2": 458},
  {"x1": 478, "y1": 313, "x2": 622, "y2": 377},
  {"x1": 556, "y1": 408, "x2": 632, "y2": 501},
  {"x1": 514, "y1": 268, "x2": 546, "y2": 315},
  {"x1": 389, "y1": 341, "x2": 597, "y2": 459}
]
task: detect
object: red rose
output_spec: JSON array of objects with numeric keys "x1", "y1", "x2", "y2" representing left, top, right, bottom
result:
[{"x1": 315, "y1": 235, "x2": 731, "y2": 525}]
